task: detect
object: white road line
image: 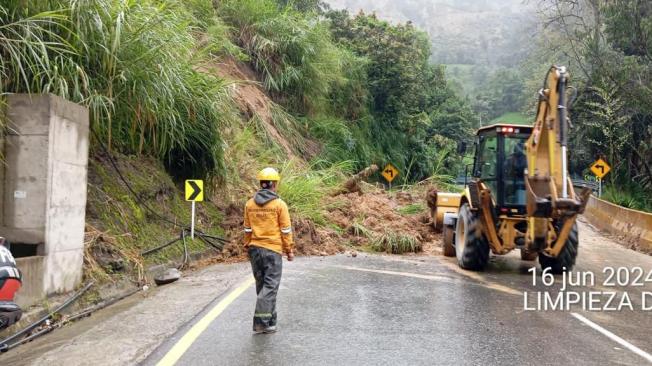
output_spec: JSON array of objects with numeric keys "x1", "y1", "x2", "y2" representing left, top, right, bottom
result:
[
  {"x1": 336, "y1": 265, "x2": 521, "y2": 295},
  {"x1": 337, "y1": 265, "x2": 457, "y2": 283},
  {"x1": 571, "y1": 312, "x2": 652, "y2": 364}
]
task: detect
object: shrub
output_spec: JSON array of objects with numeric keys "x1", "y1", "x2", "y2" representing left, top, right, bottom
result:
[
  {"x1": 276, "y1": 159, "x2": 352, "y2": 223},
  {"x1": 602, "y1": 183, "x2": 652, "y2": 213},
  {"x1": 1, "y1": 0, "x2": 237, "y2": 181},
  {"x1": 371, "y1": 231, "x2": 422, "y2": 254},
  {"x1": 219, "y1": 0, "x2": 348, "y2": 114}
]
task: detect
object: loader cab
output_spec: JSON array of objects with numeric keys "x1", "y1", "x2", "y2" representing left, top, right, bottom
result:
[{"x1": 472, "y1": 124, "x2": 533, "y2": 215}]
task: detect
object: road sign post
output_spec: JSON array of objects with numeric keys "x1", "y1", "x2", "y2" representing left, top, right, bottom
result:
[
  {"x1": 191, "y1": 201, "x2": 196, "y2": 239},
  {"x1": 185, "y1": 180, "x2": 204, "y2": 239},
  {"x1": 381, "y1": 163, "x2": 399, "y2": 190},
  {"x1": 589, "y1": 158, "x2": 611, "y2": 197}
]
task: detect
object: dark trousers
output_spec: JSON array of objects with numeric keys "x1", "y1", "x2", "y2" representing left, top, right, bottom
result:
[{"x1": 248, "y1": 246, "x2": 283, "y2": 329}]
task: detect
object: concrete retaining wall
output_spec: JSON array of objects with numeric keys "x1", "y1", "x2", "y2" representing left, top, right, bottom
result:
[
  {"x1": 14, "y1": 256, "x2": 45, "y2": 307},
  {"x1": 2, "y1": 94, "x2": 89, "y2": 300},
  {"x1": 584, "y1": 195, "x2": 652, "y2": 252}
]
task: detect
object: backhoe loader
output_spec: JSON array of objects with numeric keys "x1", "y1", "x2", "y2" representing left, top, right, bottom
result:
[{"x1": 428, "y1": 66, "x2": 591, "y2": 273}]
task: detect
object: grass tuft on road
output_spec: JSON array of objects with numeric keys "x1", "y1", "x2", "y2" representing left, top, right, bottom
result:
[{"x1": 371, "y1": 231, "x2": 422, "y2": 254}]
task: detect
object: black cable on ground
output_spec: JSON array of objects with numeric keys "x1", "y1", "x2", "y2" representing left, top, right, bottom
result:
[
  {"x1": 180, "y1": 230, "x2": 189, "y2": 269},
  {"x1": 1, "y1": 286, "x2": 141, "y2": 352},
  {"x1": 0, "y1": 282, "x2": 94, "y2": 352},
  {"x1": 140, "y1": 234, "x2": 184, "y2": 256},
  {"x1": 91, "y1": 128, "x2": 232, "y2": 251},
  {"x1": 91, "y1": 129, "x2": 186, "y2": 229}
]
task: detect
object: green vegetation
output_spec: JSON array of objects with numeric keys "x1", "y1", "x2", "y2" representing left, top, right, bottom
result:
[
  {"x1": 397, "y1": 203, "x2": 426, "y2": 216},
  {"x1": 489, "y1": 113, "x2": 531, "y2": 126},
  {"x1": 85, "y1": 154, "x2": 224, "y2": 282},
  {"x1": 1, "y1": 0, "x2": 239, "y2": 182},
  {"x1": 220, "y1": 0, "x2": 348, "y2": 114},
  {"x1": 521, "y1": 0, "x2": 652, "y2": 212},
  {"x1": 324, "y1": 10, "x2": 477, "y2": 178},
  {"x1": 277, "y1": 160, "x2": 353, "y2": 224},
  {"x1": 349, "y1": 222, "x2": 373, "y2": 239},
  {"x1": 602, "y1": 184, "x2": 652, "y2": 213},
  {"x1": 4, "y1": 0, "x2": 647, "y2": 213},
  {"x1": 371, "y1": 231, "x2": 422, "y2": 254},
  {"x1": 2, "y1": 0, "x2": 479, "y2": 187}
]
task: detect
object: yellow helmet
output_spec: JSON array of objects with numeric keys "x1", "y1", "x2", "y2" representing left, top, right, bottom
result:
[{"x1": 257, "y1": 167, "x2": 280, "y2": 181}]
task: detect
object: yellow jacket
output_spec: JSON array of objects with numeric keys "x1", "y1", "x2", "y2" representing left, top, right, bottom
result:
[{"x1": 244, "y1": 189, "x2": 294, "y2": 254}]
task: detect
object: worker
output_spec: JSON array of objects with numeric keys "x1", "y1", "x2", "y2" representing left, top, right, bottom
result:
[
  {"x1": 0, "y1": 237, "x2": 22, "y2": 330},
  {"x1": 243, "y1": 167, "x2": 294, "y2": 334},
  {"x1": 505, "y1": 141, "x2": 527, "y2": 204}
]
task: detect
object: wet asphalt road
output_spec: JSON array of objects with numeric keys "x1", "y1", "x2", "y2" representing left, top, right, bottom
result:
[
  {"x1": 4, "y1": 220, "x2": 652, "y2": 365},
  {"x1": 144, "y1": 222, "x2": 652, "y2": 366}
]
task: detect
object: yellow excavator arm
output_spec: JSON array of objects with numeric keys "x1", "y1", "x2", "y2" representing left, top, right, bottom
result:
[{"x1": 525, "y1": 65, "x2": 591, "y2": 255}]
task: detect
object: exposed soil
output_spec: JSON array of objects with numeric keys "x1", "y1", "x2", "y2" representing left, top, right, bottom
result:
[
  {"x1": 324, "y1": 183, "x2": 442, "y2": 255},
  {"x1": 198, "y1": 57, "x2": 446, "y2": 259},
  {"x1": 200, "y1": 57, "x2": 302, "y2": 160},
  {"x1": 202, "y1": 57, "x2": 447, "y2": 259},
  {"x1": 215, "y1": 183, "x2": 442, "y2": 259}
]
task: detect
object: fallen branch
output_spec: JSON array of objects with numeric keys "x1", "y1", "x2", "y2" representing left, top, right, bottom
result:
[{"x1": 332, "y1": 164, "x2": 379, "y2": 196}]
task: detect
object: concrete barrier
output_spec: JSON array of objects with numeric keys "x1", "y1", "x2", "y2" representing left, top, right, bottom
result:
[
  {"x1": 14, "y1": 256, "x2": 45, "y2": 307},
  {"x1": 584, "y1": 195, "x2": 652, "y2": 252},
  {"x1": 1, "y1": 94, "x2": 89, "y2": 306}
]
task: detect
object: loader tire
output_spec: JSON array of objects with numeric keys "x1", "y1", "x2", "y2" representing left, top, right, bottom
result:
[
  {"x1": 538, "y1": 221, "x2": 578, "y2": 274},
  {"x1": 442, "y1": 224, "x2": 456, "y2": 257},
  {"x1": 455, "y1": 203, "x2": 489, "y2": 270}
]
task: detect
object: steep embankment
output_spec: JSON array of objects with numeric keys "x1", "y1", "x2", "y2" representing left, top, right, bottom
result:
[{"x1": 84, "y1": 55, "x2": 442, "y2": 284}]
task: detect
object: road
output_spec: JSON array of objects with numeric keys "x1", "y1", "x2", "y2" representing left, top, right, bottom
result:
[{"x1": 3, "y1": 219, "x2": 652, "y2": 365}]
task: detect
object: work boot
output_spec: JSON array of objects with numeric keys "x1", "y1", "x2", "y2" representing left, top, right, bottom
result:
[
  {"x1": 263, "y1": 325, "x2": 277, "y2": 334},
  {"x1": 253, "y1": 324, "x2": 265, "y2": 334}
]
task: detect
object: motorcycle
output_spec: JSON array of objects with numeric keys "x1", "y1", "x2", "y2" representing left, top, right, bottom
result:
[{"x1": 0, "y1": 238, "x2": 22, "y2": 330}]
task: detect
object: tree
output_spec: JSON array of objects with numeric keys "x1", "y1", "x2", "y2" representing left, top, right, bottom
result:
[{"x1": 531, "y1": 0, "x2": 652, "y2": 200}]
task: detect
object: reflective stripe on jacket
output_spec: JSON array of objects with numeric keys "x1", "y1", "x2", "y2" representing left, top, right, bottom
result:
[{"x1": 244, "y1": 193, "x2": 294, "y2": 254}]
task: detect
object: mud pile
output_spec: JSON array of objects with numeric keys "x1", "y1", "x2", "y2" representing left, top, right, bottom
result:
[
  {"x1": 323, "y1": 184, "x2": 441, "y2": 255},
  {"x1": 275, "y1": 183, "x2": 442, "y2": 256},
  {"x1": 218, "y1": 183, "x2": 442, "y2": 259}
]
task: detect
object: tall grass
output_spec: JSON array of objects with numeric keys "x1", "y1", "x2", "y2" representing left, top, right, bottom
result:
[
  {"x1": 0, "y1": 4, "x2": 80, "y2": 100},
  {"x1": 277, "y1": 159, "x2": 353, "y2": 223},
  {"x1": 306, "y1": 115, "x2": 375, "y2": 169},
  {"x1": 371, "y1": 231, "x2": 422, "y2": 254},
  {"x1": 1, "y1": 0, "x2": 237, "y2": 180},
  {"x1": 218, "y1": 0, "x2": 349, "y2": 114}
]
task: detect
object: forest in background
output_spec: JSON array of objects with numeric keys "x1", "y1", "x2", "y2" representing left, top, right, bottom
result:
[
  {"x1": 328, "y1": 0, "x2": 652, "y2": 211},
  {"x1": 1, "y1": 0, "x2": 651, "y2": 212},
  {"x1": 0, "y1": 0, "x2": 478, "y2": 184}
]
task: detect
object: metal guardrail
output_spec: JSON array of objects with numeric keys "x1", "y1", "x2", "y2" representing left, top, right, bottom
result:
[{"x1": 572, "y1": 179, "x2": 600, "y2": 194}]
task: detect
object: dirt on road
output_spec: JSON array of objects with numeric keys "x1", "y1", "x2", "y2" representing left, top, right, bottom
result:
[
  {"x1": 217, "y1": 182, "x2": 442, "y2": 259},
  {"x1": 324, "y1": 183, "x2": 441, "y2": 255}
]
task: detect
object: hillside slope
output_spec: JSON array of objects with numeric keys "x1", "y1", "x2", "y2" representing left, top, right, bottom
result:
[{"x1": 85, "y1": 54, "x2": 442, "y2": 284}]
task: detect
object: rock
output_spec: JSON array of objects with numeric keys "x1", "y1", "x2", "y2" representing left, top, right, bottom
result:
[
  {"x1": 154, "y1": 268, "x2": 182, "y2": 286},
  {"x1": 351, "y1": 251, "x2": 358, "y2": 258}
]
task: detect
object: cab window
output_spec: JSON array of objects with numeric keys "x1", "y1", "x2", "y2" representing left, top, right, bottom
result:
[
  {"x1": 475, "y1": 135, "x2": 497, "y2": 194},
  {"x1": 503, "y1": 136, "x2": 528, "y2": 205}
]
